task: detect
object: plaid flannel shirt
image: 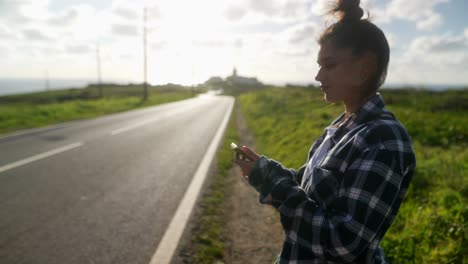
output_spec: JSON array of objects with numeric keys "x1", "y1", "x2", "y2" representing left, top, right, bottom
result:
[{"x1": 249, "y1": 93, "x2": 416, "y2": 263}]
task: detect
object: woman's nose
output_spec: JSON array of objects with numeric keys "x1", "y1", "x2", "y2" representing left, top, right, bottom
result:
[{"x1": 315, "y1": 67, "x2": 323, "y2": 82}]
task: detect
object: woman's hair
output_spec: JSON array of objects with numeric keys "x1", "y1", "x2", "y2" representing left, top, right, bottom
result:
[{"x1": 319, "y1": 0, "x2": 390, "y2": 93}]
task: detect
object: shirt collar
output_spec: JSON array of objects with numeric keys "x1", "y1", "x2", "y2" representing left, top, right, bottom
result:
[{"x1": 330, "y1": 93, "x2": 388, "y2": 143}]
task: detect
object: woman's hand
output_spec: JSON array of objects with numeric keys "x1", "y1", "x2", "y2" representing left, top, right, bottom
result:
[{"x1": 234, "y1": 146, "x2": 260, "y2": 179}]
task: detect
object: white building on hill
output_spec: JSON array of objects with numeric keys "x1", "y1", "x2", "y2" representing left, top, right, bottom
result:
[{"x1": 226, "y1": 67, "x2": 261, "y2": 86}]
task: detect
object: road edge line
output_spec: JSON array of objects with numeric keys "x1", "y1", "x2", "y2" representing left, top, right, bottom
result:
[{"x1": 148, "y1": 97, "x2": 234, "y2": 264}]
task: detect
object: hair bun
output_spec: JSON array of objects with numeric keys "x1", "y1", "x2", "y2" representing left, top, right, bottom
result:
[{"x1": 332, "y1": 0, "x2": 364, "y2": 22}]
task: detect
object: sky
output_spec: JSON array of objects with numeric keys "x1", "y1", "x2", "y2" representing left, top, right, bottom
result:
[{"x1": 0, "y1": 0, "x2": 467, "y2": 87}]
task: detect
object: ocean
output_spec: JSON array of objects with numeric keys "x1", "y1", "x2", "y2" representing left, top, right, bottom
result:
[{"x1": 0, "y1": 78, "x2": 95, "y2": 96}]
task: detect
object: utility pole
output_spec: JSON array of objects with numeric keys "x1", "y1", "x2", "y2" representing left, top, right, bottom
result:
[
  {"x1": 96, "y1": 42, "x2": 103, "y2": 97},
  {"x1": 143, "y1": 6, "x2": 148, "y2": 101},
  {"x1": 45, "y1": 70, "x2": 50, "y2": 91},
  {"x1": 191, "y1": 62, "x2": 195, "y2": 94}
]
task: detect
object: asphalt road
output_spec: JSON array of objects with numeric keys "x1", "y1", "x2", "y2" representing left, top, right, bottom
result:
[{"x1": 0, "y1": 94, "x2": 234, "y2": 264}]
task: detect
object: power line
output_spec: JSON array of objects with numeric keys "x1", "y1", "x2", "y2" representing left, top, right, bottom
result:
[{"x1": 143, "y1": 6, "x2": 148, "y2": 100}]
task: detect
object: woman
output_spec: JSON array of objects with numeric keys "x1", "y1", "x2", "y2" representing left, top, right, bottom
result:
[{"x1": 234, "y1": 0, "x2": 416, "y2": 263}]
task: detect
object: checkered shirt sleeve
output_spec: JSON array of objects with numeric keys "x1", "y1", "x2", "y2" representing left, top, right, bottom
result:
[{"x1": 250, "y1": 144, "x2": 414, "y2": 263}]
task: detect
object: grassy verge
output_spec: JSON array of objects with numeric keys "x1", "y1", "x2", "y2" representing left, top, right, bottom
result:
[
  {"x1": 0, "y1": 85, "x2": 200, "y2": 135},
  {"x1": 191, "y1": 103, "x2": 240, "y2": 264},
  {"x1": 237, "y1": 87, "x2": 467, "y2": 263}
]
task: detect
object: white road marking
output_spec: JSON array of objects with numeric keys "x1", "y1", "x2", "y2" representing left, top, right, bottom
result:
[
  {"x1": 148, "y1": 98, "x2": 234, "y2": 264},
  {"x1": 0, "y1": 142, "x2": 83, "y2": 174}
]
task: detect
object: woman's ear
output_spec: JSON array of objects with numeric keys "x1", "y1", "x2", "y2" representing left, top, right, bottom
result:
[{"x1": 359, "y1": 52, "x2": 377, "y2": 84}]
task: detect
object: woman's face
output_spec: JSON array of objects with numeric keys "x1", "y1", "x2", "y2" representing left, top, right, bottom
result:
[{"x1": 315, "y1": 41, "x2": 370, "y2": 104}]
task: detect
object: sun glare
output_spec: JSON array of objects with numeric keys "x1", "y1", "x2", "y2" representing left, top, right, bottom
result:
[{"x1": 145, "y1": 0, "x2": 233, "y2": 85}]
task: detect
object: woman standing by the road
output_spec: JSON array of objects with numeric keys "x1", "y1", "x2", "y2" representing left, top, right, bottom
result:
[{"x1": 234, "y1": 0, "x2": 416, "y2": 263}]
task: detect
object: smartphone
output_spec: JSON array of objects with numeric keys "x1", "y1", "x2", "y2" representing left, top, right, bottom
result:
[{"x1": 231, "y1": 142, "x2": 252, "y2": 161}]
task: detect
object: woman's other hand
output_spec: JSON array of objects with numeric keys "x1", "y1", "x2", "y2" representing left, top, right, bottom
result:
[{"x1": 234, "y1": 146, "x2": 260, "y2": 178}]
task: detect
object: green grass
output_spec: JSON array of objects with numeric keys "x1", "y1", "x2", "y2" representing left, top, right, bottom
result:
[
  {"x1": 0, "y1": 84, "x2": 201, "y2": 135},
  {"x1": 191, "y1": 104, "x2": 240, "y2": 264},
  {"x1": 237, "y1": 87, "x2": 468, "y2": 263}
]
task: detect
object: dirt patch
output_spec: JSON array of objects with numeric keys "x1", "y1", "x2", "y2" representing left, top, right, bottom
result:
[
  {"x1": 222, "y1": 105, "x2": 283, "y2": 264},
  {"x1": 222, "y1": 168, "x2": 283, "y2": 263}
]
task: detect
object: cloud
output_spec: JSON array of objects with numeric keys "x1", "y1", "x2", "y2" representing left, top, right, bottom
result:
[
  {"x1": 310, "y1": 0, "x2": 334, "y2": 16},
  {"x1": 248, "y1": 0, "x2": 277, "y2": 16},
  {"x1": 288, "y1": 22, "x2": 317, "y2": 44},
  {"x1": 0, "y1": 0, "x2": 18, "y2": 17},
  {"x1": 47, "y1": 8, "x2": 79, "y2": 26},
  {"x1": 0, "y1": 24, "x2": 15, "y2": 39},
  {"x1": 385, "y1": 32, "x2": 398, "y2": 49},
  {"x1": 234, "y1": 38, "x2": 243, "y2": 49},
  {"x1": 111, "y1": 23, "x2": 139, "y2": 37},
  {"x1": 192, "y1": 37, "x2": 245, "y2": 50},
  {"x1": 409, "y1": 34, "x2": 467, "y2": 53},
  {"x1": 113, "y1": 6, "x2": 139, "y2": 21},
  {"x1": 15, "y1": 0, "x2": 50, "y2": 23},
  {"x1": 389, "y1": 30, "x2": 468, "y2": 84},
  {"x1": 0, "y1": 43, "x2": 9, "y2": 57},
  {"x1": 145, "y1": 5, "x2": 161, "y2": 21},
  {"x1": 416, "y1": 12, "x2": 442, "y2": 30},
  {"x1": 194, "y1": 39, "x2": 228, "y2": 48},
  {"x1": 55, "y1": 5, "x2": 102, "y2": 41},
  {"x1": 224, "y1": 4, "x2": 247, "y2": 21},
  {"x1": 0, "y1": 0, "x2": 34, "y2": 24},
  {"x1": 248, "y1": 22, "x2": 318, "y2": 59},
  {"x1": 109, "y1": 1, "x2": 159, "y2": 26},
  {"x1": 383, "y1": 0, "x2": 449, "y2": 31},
  {"x1": 151, "y1": 41, "x2": 167, "y2": 50},
  {"x1": 22, "y1": 28, "x2": 51, "y2": 41},
  {"x1": 223, "y1": 0, "x2": 312, "y2": 24},
  {"x1": 110, "y1": 0, "x2": 162, "y2": 22},
  {"x1": 65, "y1": 44, "x2": 93, "y2": 54},
  {"x1": 1, "y1": 1, "x2": 101, "y2": 43}
]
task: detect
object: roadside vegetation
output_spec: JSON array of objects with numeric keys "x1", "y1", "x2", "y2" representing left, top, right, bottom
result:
[
  {"x1": 237, "y1": 87, "x2": 467, "y2": 263},
  {"x1": 191, "y1": 105, "x2": 239, "y2": 264},
  {"x1": 0, "y1": 84, "x2": 204, "y2": 135}
]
